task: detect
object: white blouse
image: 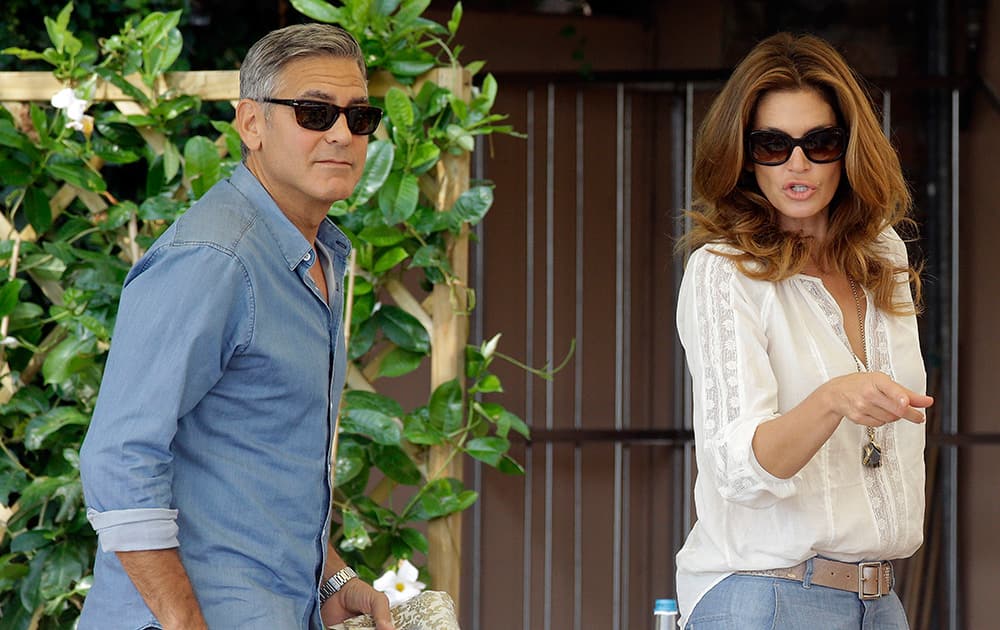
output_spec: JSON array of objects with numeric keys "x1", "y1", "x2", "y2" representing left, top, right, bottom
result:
[{"x1": 674, "y1": 229, "x2": 927, "y2": 627}]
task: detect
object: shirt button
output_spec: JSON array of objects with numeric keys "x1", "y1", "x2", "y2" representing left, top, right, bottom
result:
[{"x1": 304, "y1": 251, "x2": 312, "y2": 262}]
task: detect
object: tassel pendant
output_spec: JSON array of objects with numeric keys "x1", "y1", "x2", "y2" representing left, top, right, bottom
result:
[{"x1": 863, "y1": 440, "x2": 882, "y2": 468}]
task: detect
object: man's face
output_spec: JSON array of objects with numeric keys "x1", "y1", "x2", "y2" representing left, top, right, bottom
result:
[{"x1": 242, "y1": 55, "x2": 370, "y2": 217}]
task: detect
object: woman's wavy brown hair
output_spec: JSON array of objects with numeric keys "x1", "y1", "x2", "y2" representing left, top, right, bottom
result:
[{"x1": 679, "y1": 32, "x2": 921, "y2": 314}]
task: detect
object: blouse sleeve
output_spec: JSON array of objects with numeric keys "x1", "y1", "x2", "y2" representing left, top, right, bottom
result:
[{"x1": 677, "y1": 247, "x2": 797, "y2": 508}]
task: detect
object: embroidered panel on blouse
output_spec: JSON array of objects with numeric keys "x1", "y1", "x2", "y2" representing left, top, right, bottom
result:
[
  {"x1": 696, "y1": 251, "x2": 759, "y2": 498},
  {"x1": 798, "y1": 278, "x2": 907, "y2": 551}
]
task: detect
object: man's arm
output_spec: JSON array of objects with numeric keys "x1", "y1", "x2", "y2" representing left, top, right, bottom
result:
[
  {"x1": 319, "y1": 544, "x2": 394, "y2": 630},
  {"x1": 116, "y1": 549, "x2": 207, "y2": 630}
]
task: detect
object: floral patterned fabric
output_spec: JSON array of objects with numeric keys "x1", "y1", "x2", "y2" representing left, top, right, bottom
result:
[{"x1": 330, "y1": 591, "x2": 460, "y2": 630}]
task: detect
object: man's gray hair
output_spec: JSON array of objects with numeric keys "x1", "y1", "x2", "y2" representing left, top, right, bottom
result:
[{"x1": 239, "y1": 23, "x2": 367, "y2": 159}]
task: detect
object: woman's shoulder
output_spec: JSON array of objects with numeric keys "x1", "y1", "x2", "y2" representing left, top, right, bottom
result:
[{"x1": 873, "y1": 225, "x2": 910, "y2": 266}]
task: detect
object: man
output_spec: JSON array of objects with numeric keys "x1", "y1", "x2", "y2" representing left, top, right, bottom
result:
[{"x1": 79, "y1": 23, "x2": 394, "y2": 630}]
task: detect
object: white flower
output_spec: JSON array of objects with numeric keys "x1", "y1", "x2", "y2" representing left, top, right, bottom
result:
[
  {"x1": 50, "y1": 87, "x2": 92, "y2": 133},
  {"x1": 373, "y1": 559, "x2": 426, "y2": 607}
]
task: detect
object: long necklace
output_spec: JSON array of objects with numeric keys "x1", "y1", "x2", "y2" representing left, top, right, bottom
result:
[{"x1": 849, "y1": 276, "x2": 882, "y2": 468}]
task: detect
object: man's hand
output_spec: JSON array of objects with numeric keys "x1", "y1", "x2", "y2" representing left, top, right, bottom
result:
[{"x1": 320, "y1": 577, "x2": 394, "y2": 630}]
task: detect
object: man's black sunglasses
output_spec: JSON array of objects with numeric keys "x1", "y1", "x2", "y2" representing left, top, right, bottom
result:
[
  {"x1": 746, "y1": 127, "x2": 847, "y2": 166},
  {"x1": 263, "y1": 98, "x2": 383, "y2": 135}
]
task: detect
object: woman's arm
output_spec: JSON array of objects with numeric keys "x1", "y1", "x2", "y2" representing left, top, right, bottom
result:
[{"x1": 751, "y1": 371, "x2": 932, "y2": 479}]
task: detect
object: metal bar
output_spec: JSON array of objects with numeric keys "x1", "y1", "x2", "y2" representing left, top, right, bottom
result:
[
  {"x1": 573, "y1": 87, "x2": 585, "y2": 630},
  {"x1": 946, "y1": 86, "x2": 961, "y2": 630},
  {"x1": 543, "y1": 82, "x2": 555, "y2": 630},
  {"x1": 518, "y1": 429, "x2": 1000, "y2": 445},
  {"x1": 522, "y1": 87, "x2": 535, "y2": 630},
  {"x1": 612, "y1": 81, "x2": 626, "y2": 630},
  {"x1": 621, "y1": 87, "x2": 634, "y2": 630},
  {"x1": 470, "y1": 135, "x2": 487, "y2": 630}
]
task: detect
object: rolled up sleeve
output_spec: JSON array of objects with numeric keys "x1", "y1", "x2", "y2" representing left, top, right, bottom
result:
[
  {"x1": 80, "y1": 240, "x2": 252, "y2": 551},
  {"x1": 678, "y1": 247, "x2": 797, "y2": 508}
]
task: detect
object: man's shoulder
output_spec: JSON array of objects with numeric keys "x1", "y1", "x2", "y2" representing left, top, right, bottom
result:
[{"x1": 170, "y1": 177, "x2": 260, "y2": 254}]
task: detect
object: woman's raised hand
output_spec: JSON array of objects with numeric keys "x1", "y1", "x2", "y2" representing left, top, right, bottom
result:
[{"x1": 823, "y1": 372, "x2": 934, "y2": 427}]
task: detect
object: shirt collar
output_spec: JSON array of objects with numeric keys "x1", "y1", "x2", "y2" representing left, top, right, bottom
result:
[{"x1": 230, "y1": 163, "x2": 352, "y2": 270}]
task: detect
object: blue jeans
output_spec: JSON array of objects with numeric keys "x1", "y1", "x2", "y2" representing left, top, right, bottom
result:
[{"x1": 686, "y1": 572, "x2": 909, "y2": 629}]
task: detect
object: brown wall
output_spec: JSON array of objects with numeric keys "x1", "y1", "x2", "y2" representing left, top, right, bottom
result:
[
  {"x1": 418, "y1": 2, "x2": 999, "y2": 628},
  {"x1": 959, "y1": 2, "x2": 1000, "y2": 629}
]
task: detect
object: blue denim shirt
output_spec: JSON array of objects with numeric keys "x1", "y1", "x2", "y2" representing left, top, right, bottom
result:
[{"x1": 79, "y1": 164, "x2": 350, "y2": 629}]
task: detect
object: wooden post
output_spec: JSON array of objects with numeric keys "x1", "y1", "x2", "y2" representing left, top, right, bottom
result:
[{"x1": 422, "y1": 66, "x2": 472, "y2": 610}]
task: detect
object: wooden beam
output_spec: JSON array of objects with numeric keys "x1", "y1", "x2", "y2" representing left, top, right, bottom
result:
[
  {"x1": 0, "y1": 71, "x2": 240, "y2": 102},
  {"x1": 425, "y1": 66, "x2": 471, "y2": 612}
]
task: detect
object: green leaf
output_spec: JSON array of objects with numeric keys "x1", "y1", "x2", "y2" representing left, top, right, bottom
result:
[
  {"x1": 428, "y1": 378, "x2": 463, "y2": 433},
  {"x1": 399, "y1": 527, "x2": 429, "y2": 554},
  {"x1": 0, "y1": 279, "x2": 26, "y2": 319},
  {"x1": 403, "y1": 406, "x2": 443, "y2": 445},
  {"x1": 465, "y1": 436, "x2": 509, "y2": 467},
  {"x1": 387, "y1": 58, "x2": 437, "y2": 79},
  {"x1": 377, "y1": 347, "x2": 424, "y2": 378},
  {"x1": 371, "y1": 444, "x2": 421, "y2": 485},
  {"x1": 183, "y1": 136, "x2": 222, "y2": 199},
  {"x1": 406, "y1": 477, "x2": 476, "y2": 521},
  {"x1": 39, "y1": 540, "x2": 87, "y2": 600},
  {"x1": 477, "y1": 74, "x2": 498, "y2": 112},
  {"x1": 375, "y1": 0, "x2": 403, "y2": 16},
  {"x1": 377, "y1": 305, "x2": 430, "y2": 353},
  {"x1": 372, "y1": 246, "x2": 409, "y2": 273},
  {"x1": 385, "y1": 87, "x2": 415, "y2": 130},
  {"x1": 358, "y1": 225, "x2": 407, "y2": 247},
  {"x1": 409, "y1": 244, "x2": 448, "y2": 270},
  {"x1": 409, "y1": 140, "x2": 440, "y2": 174},
  {"x1": 22, "y1": 186, "x2": 53, "y2": 234},
  {"x1": 0, "y1": 120, "x2": 34, "y2": 153},
  {"x1": 339, "y1": 507, "x2": 372, "y2": 551},
  {"x1": 44, "y1": 161, "x2": 107, "y2": 193},
  {"x1": 0, "y1": 159, "x2": 31, "y2": 186},
  {"x1": 19, "y1": 253, "x2": 65, "y2": 281},
  {"x1": 210, "y1": 120, "x2": 243, "y2": 160},
  {"x1": 449, "y1": 185, "x2": 494, "y2": 227},
  {"x1": 41, "y1": 334, "x2": 95, "y2": 386},
  {"x1": 448, "y1": 2, "x2": 463, "y2": 34},
  {"x1": 378, "y1": 172, "x2": 419, "y2": 225},
  {"x1": 289, "y1": 0, "x2": 343, "y2": 23},
  {"x1": 341, "y1": 409, "x2": 402, "y2": 445},
  {"x1": 20, "y1": 546, "x2": 51, "y2": 611},
  {"x1": 351, "y1": 140, "x2": 394, "y2": 206},
  {"x1": 349, "y1": 317, "x2": 377, "y2": 360},
  {"x1": 335, "y1": 451, "x2": 367, "y2": 487},
  {"x1": 470, "y1": 373, "x2": 502, "y2": 394},
  {"x1": 29, "y1": 104, "x2": 49, "y2": 145},
  {"x1": 498, "y1": 454, "x2": 526, "y2": 475},
  {"x1": 25, "y1": 407, "x2": 90, "y2": 451},
  {"x1": 396, "y1": 0, "x2": 432, "y2": 25},
  {"x1": 162, "y1": 141, "x2": 181, "y2": 182},
  {"x1": 344, "y1": 390, "x2": 404, "y2": 418},
  {"x1": 475, "y1": 401, "x2": 530, "y2": 439}
]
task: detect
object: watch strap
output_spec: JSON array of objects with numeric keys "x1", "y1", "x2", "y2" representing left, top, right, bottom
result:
[{"x1": 319, "y1": 566, "x2": 358, "y2": 604}]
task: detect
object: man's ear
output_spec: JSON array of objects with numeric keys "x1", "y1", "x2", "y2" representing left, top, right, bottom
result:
[{"x1": 235, "y1": 98, "x2": 263, "y2": 152}]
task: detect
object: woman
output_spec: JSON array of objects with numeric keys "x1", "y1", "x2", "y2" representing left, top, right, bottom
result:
[{"x1": 674, "y1": 32, "x2": 933, "y2": 629}]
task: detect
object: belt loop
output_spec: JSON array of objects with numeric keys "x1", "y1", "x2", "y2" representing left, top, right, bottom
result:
[{"x1": 802, "y1": 557, "x2": 815, "y2": 589}]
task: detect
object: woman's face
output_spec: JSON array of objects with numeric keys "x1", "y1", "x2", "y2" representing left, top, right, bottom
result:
[{"x1": 749, "y1": 88, "x2": 843, "y2": 237}]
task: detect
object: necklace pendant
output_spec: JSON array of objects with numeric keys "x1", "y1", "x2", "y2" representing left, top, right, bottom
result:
[{"x1": 863, "y1": 441, "x2": 883, "y2": 468}]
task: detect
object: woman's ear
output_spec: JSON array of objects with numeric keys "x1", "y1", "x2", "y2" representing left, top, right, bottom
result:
[{"x1": 235, "y1": 99, "x2": 263, "y2": 153}]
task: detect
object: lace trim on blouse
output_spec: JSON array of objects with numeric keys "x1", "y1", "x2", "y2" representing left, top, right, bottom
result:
[
  {"x1": 696, "y1": 252, "x2": 759, "y2": 498},
  {"x1": 799, "y1": 278, "x2": 908, "y2": 551}
]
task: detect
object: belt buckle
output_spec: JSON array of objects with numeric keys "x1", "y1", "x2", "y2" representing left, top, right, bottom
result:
[{"x1": 858, "y1": 562, "x2": 883, "y2": 600}]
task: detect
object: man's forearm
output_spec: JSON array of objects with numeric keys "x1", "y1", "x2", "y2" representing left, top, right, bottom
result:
[{"x1": 116, "y1": 549, "x2": 207, "y2": 630}]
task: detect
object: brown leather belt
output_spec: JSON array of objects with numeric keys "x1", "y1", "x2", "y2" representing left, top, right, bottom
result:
[{"x1": 738, "y1": 557, "x2": 894, "y2": 600}]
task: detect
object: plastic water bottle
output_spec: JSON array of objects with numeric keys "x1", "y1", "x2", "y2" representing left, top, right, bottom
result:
[{"x1": 654, "y1": 598, "x2": 678, "y2": 630}]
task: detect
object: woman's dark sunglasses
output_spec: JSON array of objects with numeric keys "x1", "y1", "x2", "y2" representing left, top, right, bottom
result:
[
  {"x1": 263, "y1": 98, "x2": 383, "y2": 135},
  {"x1": 746, "y1": 127, "x2": 847, "y2": 166}
]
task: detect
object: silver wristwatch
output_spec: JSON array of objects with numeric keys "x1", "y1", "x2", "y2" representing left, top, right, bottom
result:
[{"x1": 319, "y1": 566, "x2": 358, "y2": 604}]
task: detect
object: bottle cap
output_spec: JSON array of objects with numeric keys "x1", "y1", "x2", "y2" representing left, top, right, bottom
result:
[{"x1": 654, "y1": 599, "x2": 678, "y2": 614}]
